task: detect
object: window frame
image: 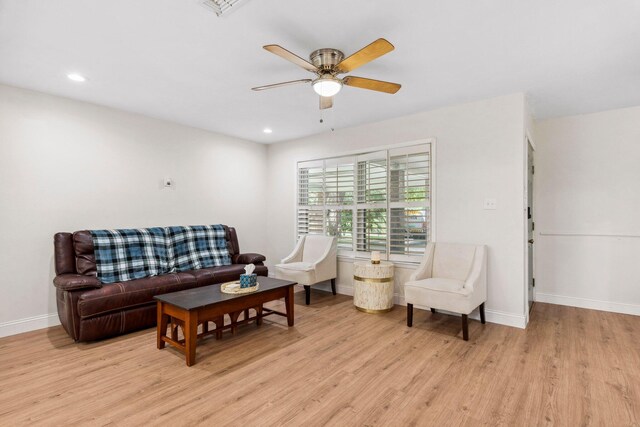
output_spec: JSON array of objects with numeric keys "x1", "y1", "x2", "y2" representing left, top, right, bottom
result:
[{"x1": 295, "y1": 139, "x2": 436, "y2": 264}]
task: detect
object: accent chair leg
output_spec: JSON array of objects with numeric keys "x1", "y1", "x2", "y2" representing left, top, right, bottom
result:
[
  {"x1": 430, "y1": 308, "x2": 437, "y2": 314},
  {"x1": 304, "y1": 285, "x2": 311, "y2": 305},
  {"x1": 479, "y1": 302, "x2": 486, "y2": 324},
  {"x1": 462, "y1": 314, "x2": 469, "y2": 341},
  {"x1": 331, "y1": 278, "x2": 336, "y2": 295},
  {"x1": 407, "y1": 303, "x2": 413, "y2": 327}
]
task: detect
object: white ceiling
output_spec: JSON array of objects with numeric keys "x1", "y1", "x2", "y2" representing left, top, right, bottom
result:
[{"x1": 1, "y1": 0, "x2": 639, "y2": 143}]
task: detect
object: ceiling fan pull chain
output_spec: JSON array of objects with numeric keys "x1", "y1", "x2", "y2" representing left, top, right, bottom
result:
[{"x1": 329, "y1": 105, "x2": 335, "y2": 132}]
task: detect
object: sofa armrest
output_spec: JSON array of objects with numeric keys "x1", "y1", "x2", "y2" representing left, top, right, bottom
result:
[
  {"x1": 233, "y1": 253, "x2": 266, "y2": 265},
  {"x1": 53, "y1": 274, "x2": 102, "y2": 291}
]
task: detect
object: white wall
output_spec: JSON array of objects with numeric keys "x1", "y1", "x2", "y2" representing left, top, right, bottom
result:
[
  {"x1": 0, "y1": 84, "x2": 268, "y2": 336},
  {"x1": 535, "y1": 106, "x2": 640, "y2": 315},
  {"x1": 267, "y1": 93, "x2": 528, "y2": 328}
]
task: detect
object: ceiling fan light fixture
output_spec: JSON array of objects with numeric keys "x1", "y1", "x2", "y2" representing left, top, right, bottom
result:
[{"x1": 312, "y1": 76, "x2": 342, "y2": 97}]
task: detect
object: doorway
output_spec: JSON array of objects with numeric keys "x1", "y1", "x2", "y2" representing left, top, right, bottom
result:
[{"x1": 527, "y1": 139, "x2": 535, "y2": 311}]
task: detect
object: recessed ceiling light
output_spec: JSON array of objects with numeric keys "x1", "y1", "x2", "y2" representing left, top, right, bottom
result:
[
  {"x1": 263, "y1": 128, "x2": 273, "y2": 134},
  {"x1": 67, "y1": 73, "x2": 86, "y2": 83}
]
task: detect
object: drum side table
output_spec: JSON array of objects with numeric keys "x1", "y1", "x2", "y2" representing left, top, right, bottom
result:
[{"x1": 353, "y1": 260, "x2": 394, "y2": 313}]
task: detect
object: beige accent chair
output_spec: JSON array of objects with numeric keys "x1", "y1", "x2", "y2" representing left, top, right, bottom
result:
[
  {"x1": 275, "y1": 235, "x2": 338, "y2": 305},
  {"x1": 404, "y1": 242, "x2": 487, "y2": 340}
]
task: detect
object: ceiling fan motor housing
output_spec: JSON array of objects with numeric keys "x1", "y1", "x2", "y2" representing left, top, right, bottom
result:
[{"x1": 310, "y1": 48, "x2": 345, "y2": 72}]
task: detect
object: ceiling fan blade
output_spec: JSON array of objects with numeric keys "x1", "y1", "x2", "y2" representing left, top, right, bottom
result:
[
  {"x1": 343, "y1": 76, "x2": 401, "y2": 94},
  {"x1": 320, "y1": 96, "x2": 333, "y2": 110},
  {"x1": 336, "y1": 38, "x2": 395, "y2": 73},
  {"x1": 251, "y1": 79, "x2": 312, "y2": 91},
  {"x1": 263, "y1": 45, "x2": 318, "y2": 72}
]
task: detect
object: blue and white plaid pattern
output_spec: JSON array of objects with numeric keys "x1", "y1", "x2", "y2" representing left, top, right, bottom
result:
[
  {"x1": 166, "y1": 225, "x2": 231, "y2": 272},
  {"x1": 91, "y1": 228, "x2": 169, "y2": 284}
]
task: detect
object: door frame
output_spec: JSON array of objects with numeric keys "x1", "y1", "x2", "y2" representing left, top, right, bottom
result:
[{"x1": 524, "y1": 133, "x2": 536, "y2": 324}]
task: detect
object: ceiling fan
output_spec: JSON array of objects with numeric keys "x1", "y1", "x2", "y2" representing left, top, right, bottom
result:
[{"x1": 251, "y1": 38, "x2": 401, "y2": 109}]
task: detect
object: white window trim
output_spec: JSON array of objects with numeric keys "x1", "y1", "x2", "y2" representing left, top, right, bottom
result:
[{"x1": 295, "y1": 138, "x2": 437, "y2": 264}]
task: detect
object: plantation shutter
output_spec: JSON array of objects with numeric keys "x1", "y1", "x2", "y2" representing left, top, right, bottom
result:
[
  {"x1": 388, "y1": 144, "x2": 431, "y2": 259},
  {"x1": 324, "y1": 157, "x2": 355, "y2": 251},
  {"x1": 326, "y1": 209, "x2": 353, "y2": 249},
  {"x1": 357, "y1": 151, "x2": 387, "y2": 205},
  {"x1": 298, "y1": 160, "x2": 325, "y2": 238},
  {"x1": 297, "y1": 208, "x2": 324, "y2": 237},
  {"x1": 324, "y1": 157, "x2": 354, "y2": 206},
  {"x1": 355, "y1": 151, "x2": 387, "y2": 256},
  {"x1": 297, "y1": 142, "x2": 432, "y2": 261}
]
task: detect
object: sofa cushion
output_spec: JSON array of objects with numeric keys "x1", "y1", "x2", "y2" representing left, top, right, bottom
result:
[
  {"x1": 166, "y1": 225, "x2": 232, "y2": 272},
  {"x1": 188, "y1": 268, "x2": 216, "y2": 286},
  {"x1": 77, "y1": 272, "x2": 197, "y2": 318},
  {"x1": 186, "y1": 264, "x2": 268, "y2": 286},
  {"x1": 91, "y1": 227, "x2": 170, "y2": 284},
  {"x1": 72, "y1": 226, "x2": 237, "y2": 278},
  {"x1": 226, "y1": 226, "x2": 240, "y2": 257},
  {"x1": 73, "y1": 231, "x2": 97, "y2": 276}
]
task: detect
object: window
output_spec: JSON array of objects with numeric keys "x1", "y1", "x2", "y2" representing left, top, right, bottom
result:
[{"x1": 297, "y1": 142, "x2": 432, "y2": 262}]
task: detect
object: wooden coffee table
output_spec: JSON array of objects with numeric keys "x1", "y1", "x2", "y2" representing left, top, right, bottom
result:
[{"x1": 154, "y1": 276, "x2": 297, "y2": 366}]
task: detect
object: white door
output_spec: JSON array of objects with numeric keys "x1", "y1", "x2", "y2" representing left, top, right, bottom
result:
[{"x1": 527, "y1": 140, "x2": 535, "y2": 311}]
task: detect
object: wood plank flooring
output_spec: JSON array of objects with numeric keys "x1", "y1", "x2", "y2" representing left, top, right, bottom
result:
[{"x1": 1, "y1": 287, "x2": 639, "y2": 426}]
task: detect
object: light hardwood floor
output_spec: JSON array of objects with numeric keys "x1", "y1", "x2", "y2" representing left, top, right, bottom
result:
[{"x1": 1, "y1": 287, "x2": 639, "y2": 426}]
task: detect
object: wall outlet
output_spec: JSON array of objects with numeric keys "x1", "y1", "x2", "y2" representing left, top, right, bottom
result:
[
  {"x1": 484, "y1": 198, "x2": 497, "y2": 210},
  {"x1": 163, "y1": 178, "x2": 174, "y2": 188}
]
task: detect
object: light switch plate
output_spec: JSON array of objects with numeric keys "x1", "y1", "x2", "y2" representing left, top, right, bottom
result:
[{"x1": 484, "y1": 198, "x2": 497, "y2": 210}]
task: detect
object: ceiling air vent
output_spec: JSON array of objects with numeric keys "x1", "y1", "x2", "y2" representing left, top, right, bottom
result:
[{"x1": 200, "y1": 0, "x2": 247, "y2": 17}]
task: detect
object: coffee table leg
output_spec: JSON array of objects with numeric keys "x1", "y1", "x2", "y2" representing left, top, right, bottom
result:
[
  {"x1": 229, "y1": 311, "x2": 241, "y2": 334},
  {"x1": 170, "y1": 320, "x2": 178, "y2": 341},
  {"x1": 256, "y1": 305, "x2": 263, "y2": 326},
  {"x1": 185, "y1": 310, "x2": 198, "y2": 366},
  {"x1": 285, "y1": 285, "x2": 295, "y2": 327},
  {"x1": 214, "y1": 316, "x2": 224, "y2": 339},
  {"x1": 157, "y1": 302, "x2": 167, "y2": 349}
]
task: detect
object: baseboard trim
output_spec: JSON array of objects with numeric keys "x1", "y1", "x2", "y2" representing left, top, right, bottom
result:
[
  {"x1": 316, "y1": 282, "x2": 527, "y2": 329},
  {"x1": 0, "y1": 313, "x2": 60, "y2": 339},
  {"x1": 1, "y1": 280, "x2": 531, "y2": 339},
  {"x1": 536, "y1": 292, "x2": 640, "y2": 316},
  {"x1": 470, "y1": 309, "x2": 527, "y2": 329}
]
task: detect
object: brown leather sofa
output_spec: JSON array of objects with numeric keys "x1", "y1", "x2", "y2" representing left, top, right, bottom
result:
[{"x1": 53, "y1": 226, "x2": 267, "y2": 341}]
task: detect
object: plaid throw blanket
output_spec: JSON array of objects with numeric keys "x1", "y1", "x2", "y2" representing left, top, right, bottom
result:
[
  {"x1": 91, "y1": 228, "x2": 169, "y2": 284},
  {"x1": 166, "y1": 225, "x2": 231, "y2": 272}
]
